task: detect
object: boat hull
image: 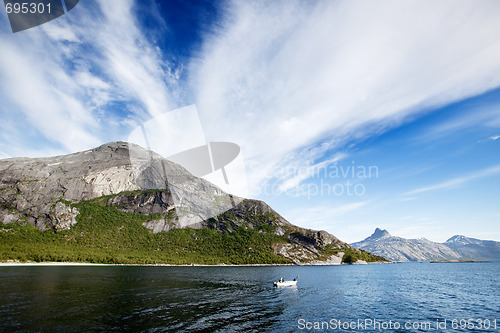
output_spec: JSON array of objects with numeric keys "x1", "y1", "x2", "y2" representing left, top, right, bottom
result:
[{"x1": 273, "y1": 280, "x2": 297, "y2": 287}]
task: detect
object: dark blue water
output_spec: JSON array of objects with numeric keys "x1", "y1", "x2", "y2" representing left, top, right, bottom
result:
[{"x1": 0, "y1": 262, "x2": 498, "y2": 332}]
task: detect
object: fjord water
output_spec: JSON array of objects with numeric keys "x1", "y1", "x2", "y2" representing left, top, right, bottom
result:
[{"x1": 0, "y1": 263, "x2": 498, "y2": 332}]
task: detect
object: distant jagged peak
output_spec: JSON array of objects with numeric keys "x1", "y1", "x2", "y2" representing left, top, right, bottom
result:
[
  {"x1": 446, "y1": 235, "x2": 466, "y2": 242},
  {"x1": 368, "y1": 227, "x2": 391, "y2": 240},
  {"x1": 445, "y1": 235, "x2": 479, "y2": 245}
]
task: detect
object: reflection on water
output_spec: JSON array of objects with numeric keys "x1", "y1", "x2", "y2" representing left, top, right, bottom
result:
[{"x1": 0, "y1": 263, "x2": 498, "y2": 332}]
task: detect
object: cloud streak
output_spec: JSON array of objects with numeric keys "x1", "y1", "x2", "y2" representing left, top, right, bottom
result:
[
  {"x1": 1, "y1": 0, "x2": 499, "y2": 200},
  {"x1": 277, "y1": 153, "x2": 347, "y2": 192},
  {"x1": 191, "y1": 0, "x2": 500, "y2": 195},
  {"x1": 404, "y1": 164, "x2": 500, "y2": 196},
  {"x1": 0, "y1": 0, "x2": 178, "y2": 156},
  {"x1": 290, "y1": 201, "x2": 369, "y2": 232},
  {"x1": 0, "y1": 24, "x2": 100, "y2": 154}
]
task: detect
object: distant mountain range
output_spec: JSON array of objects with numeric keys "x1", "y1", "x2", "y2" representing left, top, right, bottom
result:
[
  {"x1": 444, "y1": 235, "x2": 500, "y2": 261},
  {"x1": 351, "y1": 228, "x2": 500, "y2": 262}
]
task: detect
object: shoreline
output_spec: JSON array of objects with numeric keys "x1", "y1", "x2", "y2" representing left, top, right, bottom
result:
[
  {"x1": 0, "y1": 261, "x2": 112, "y2": 266},
  {"x1": 0, "y1": 260, "x2": 392, "y2": 267},
  {"x1": 429, "y1": 260, "x2": 487, "y2": 263},
  {"x1": 0, "y1": 261, "x2": 295, "y2": 267}
]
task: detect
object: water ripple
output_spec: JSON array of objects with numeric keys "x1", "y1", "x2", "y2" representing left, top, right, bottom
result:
[{"x1": 0, "y1": 263, "x2": 498, "y2": 332}]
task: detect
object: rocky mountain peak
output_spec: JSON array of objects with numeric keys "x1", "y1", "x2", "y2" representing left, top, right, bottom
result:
[
  {"x1": 0, "y1": 141, "x2": 231, "y2": 230},
  {"x1": 445, "y1": 235, "x2": 470, "y2": 244},
  {"x1": 445, "y1": 235, "x2": 500, "y2": 261},
  {"x1": 368, "y1": 227, "x2": 391, "y2": 240}
]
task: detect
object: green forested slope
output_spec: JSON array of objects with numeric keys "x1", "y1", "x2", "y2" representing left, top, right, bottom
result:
[{"x1": 0, "y1": 198, "x2": 293, "y2": 264}]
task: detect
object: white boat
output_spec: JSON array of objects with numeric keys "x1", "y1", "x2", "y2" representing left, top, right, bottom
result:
[
  {"x1": 274, "y1": 280, "x2": 297, "y2": 287},
  {"x1": 273, "y1": 278, "x2": 298, "y2": 287}
]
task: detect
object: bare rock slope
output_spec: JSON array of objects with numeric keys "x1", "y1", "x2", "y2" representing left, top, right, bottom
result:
[
  {"x1": 445, "y1": 235, "x2": 500, "y2": 261},
  {"x1": 351, "y1": 228, "x2": 500, "y2": 262},
  {"x1": 0, "y1": 142, "x2": 229, "y2": 231}
]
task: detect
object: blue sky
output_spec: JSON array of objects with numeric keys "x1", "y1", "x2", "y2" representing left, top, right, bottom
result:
[{"x1": 0, "y1": 0, "x2": 499, "y2": 243}]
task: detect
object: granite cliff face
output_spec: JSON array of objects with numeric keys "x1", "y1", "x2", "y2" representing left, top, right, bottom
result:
[
  {"x1": 0, "y1": 142, "x2": 365, "y2": 264},
  {"x1": 352, "y1": 228, "x2": 500, "y2": 262},
  {"x1": 0, "y1": 142, "x2": 232, "y2": 231}
]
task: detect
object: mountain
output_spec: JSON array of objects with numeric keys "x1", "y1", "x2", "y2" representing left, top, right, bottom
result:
[
  {"x1": 0, "y1": 142, "x2": 386, "y2": 265},
  {"x1": 363, "y1": 227, "x2": 391, "y2": 241},
  {"x1": 0, "y1": 141, "x2": 251, "y2": 232},
  {"x1": 352, "y1": 229, "x2": 500, "y2": 262},
  {"x1": 351, "y1": 228, "x2": 463, "y2": 262},
  {"x1": 445, "y1": 235, "x2": 500, "y2": 261}
]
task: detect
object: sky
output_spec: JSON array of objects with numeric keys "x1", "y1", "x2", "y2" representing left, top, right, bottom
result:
[{"x1": 0, "y1": 0, "x2": 499, "y2": 243}]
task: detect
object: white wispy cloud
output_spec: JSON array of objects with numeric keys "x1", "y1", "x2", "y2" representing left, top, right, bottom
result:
[
  {"x1": 91, "y1": 0, "x2": 178, "y2": 118},
  {"x1": 277, "y1": 153, "x2": 347, "y2": 192},
  {"x1": 0, "y1": 0, "x2": 178, "y2": 156},
  {"x1": 290, "y1": 201, "x2": 369, "y2": 230},
  {"x1": 191, "y1": 0, "x2": 500, "y2": 196},
  {"x1": 1, "y1": 0, "x2": 500, "y2": 202},
  {"x1": 418, "y1": 104, "x2": 500, "y2": 143},
  {"x1": 490, "y1": 134, "x2": 500, "y2": 141},
  {"x1": 404, "y1": 164, "x2": 500, "y2": 196},
  {"x1": 0, "y1": 39, "x2": 100, "y2": 153}
]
